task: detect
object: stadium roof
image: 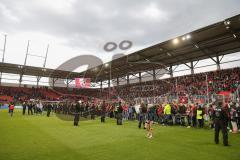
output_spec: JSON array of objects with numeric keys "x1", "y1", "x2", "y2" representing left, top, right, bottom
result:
[
  {"x1": 0, "y1": 62, "x2": 82, "y2": 79},
  {"x1": 0, "y1": 14, "x2": 240, "y2": 83},
  {"x1": 82, "y1": 14, "x2": 240, "y2": 81}
]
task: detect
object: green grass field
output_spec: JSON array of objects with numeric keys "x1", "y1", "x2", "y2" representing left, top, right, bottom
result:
[{"x1": 0, "y1": 110, "x2": 239, "y2": 160}]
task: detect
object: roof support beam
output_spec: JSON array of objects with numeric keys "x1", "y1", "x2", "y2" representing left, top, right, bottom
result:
[
  {"x1": 100, "y1": 80, "x2": 103, "y2": 90},
  {"x1": 66, "y1": 79, "x2": 73, "y2": 88},
  {"x1": 184, "y1": 61, "x2": 195, "y2": 74},
  {"x1": 52, "y1": 78, "x2": 58, "y2": 88},
  {"x1": 169, "y1": 66, "x2": 173, "y2": 78},
  {"x1": 216, "y1": 55, "x2": 221, "y2": 70},
  {"x1": 127, "y1": 74, "x2": 129, "y2": 85},
  {"x1": 139, "y1": 72, "x2": 142, "y2": 83},
  {"x1": 116, "y1": 77, "x2": 119, "y2": 86},
  {"x1": 153, "y1": 68, "x2": 156, "y2": 81},
  {"x1": 36, "y1": 76, "x2": 41, "y2": 88}
]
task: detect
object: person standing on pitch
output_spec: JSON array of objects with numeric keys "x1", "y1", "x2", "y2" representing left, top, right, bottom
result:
[
  {"x1": 47, "y1": 103, "x2": 52, "y2": 117},
  {"x1": 74, "y1": 101, "x2": 81, "y2": 126},
  {"x1": 235, "y1": 103, "x2": 240, "y2": 131},
  {"x1": 164, "y1": 103, "x2": 171, "y2": 126},
  {"x1": 212, "y1": 102, "x2": 229, "y2": 146},
  {"x1": 146, "y1": 105, "x2": 154, "y2": 138},
  {"x1": 116, "y1": 101, "x2": 123, "y2": 125},
  {"x1": 145, "y1": 119, "x2": 153, "y2": 139},
  {"x1": 28, "y1": 102, "x2": 33, "y2": 115},
  {"x1": 197, "y1": 105, "x2": 204, "y2": 128},
  {"x1": 138, "y1": 103, "x2": 147, "y2": 128},
  {"x1": 22, "y1": 101, "x2": 27, "y2": 115},
  {"x1": 9, "y1": 102, "x2": 15, "y2": 117},
  {"x1": 101, "y1": 101, "x2": 106, "y2": 123},
  {"x1": 230, "y1": 103, "x2": 238, "y2": 133}
]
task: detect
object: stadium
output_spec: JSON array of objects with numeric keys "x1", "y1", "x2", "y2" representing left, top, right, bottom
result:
[{"x1": 0, "y1": 1, "x2": 240, "y2": 160}]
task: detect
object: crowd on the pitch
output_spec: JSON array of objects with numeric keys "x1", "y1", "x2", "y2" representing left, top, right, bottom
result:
[{"x1": 5, "y1": 99, "x2": 239, "y2": 133}]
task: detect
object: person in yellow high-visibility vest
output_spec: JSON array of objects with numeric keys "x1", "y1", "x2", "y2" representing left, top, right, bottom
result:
[
  {"x1": 164, "y1": 103, "x2": 172, "y2": 125},
  {"x1": 197, "y1": 105, "x2": 204, "y2": 128}
]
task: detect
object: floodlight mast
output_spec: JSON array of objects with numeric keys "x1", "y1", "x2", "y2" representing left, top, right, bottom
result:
[
  {"x1": 0, "y1": 35, "x2": 7, "y2": 86},
  {"x1": 37, "y1": 44, "x2": 49, "y2": 87},
  {"x1": 19, "y1": 40, "x2": 49, "y2": 87}
]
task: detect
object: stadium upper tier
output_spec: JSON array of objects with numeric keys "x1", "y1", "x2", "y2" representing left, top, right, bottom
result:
[{"x1": 0, "y1": 67, "x2": 239, "y2": 103}]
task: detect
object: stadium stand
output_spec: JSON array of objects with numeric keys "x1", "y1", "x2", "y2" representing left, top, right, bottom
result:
[{"x1": 0, "y1": 67, "x2": 239, "y2": 104}]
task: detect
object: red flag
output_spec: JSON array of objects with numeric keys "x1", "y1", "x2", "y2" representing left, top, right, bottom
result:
[{"x1": 75, "y1": 78, "x2": 91, "y2": 88}]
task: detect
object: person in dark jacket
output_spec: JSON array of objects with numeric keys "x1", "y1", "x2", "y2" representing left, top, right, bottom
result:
[
  {"x1": 138, "y1": 103, "x2": 147, "y2": 128},
  {"x1": 236, "y1": 103, "x2": 240, "y2": 130},
  {"x1": 212, "y1": 102, "x2": 229, "y2": 146},
  {"x1": 22, "y1": 101, "x2": 27, "y2": 115},
  {"x1": 116, "y1": 101, "x2": 123, "y2": 125},
  {"x1": 179, "y1": 103, "x2": 186, "y2": 126},
  {"x1": 101, "y1": 101, "x2": 106, "y2": 123},
  {"x1": 90, "y1": 103, "x2": 96, "y2": 120},
  {"x1": 73, "y1": 101, "x2": 81, "y2": 126},
  {"x1": 47, "y1": 103, "x2": 52, "y2": 117},
  {"x1": 28, "y1": 102, "x2": 33, "y2": 115}
]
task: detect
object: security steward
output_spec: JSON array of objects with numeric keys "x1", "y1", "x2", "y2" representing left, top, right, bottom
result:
[{"x1": 212, "y1": 102, "x2": 229, "y2": 146}]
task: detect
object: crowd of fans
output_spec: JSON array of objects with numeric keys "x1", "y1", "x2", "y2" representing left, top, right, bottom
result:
[
  {"x1": 113, "y1": 67, "x2": 240, "y2": 100},
  {"x1": 0, "y1": 86, "x2": 61, "y2": 102},
  {"x1": 1, "y1": 68, "x2": 239, "y2": 104}
]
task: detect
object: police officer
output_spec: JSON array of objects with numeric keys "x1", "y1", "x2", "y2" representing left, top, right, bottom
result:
[{"x1": 212, "y1": 102, "x2": 229, "y2": 146}]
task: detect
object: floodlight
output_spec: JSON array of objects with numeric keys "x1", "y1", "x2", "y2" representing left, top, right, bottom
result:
[
  {"x1": 186, "y1": 34, "x2": 191, "y2": 39},
  {"x1": 173, "y1": 38, "x2": 179, "y2": 44}
]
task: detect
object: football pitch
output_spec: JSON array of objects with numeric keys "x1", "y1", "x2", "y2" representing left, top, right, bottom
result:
[{"x1": 0, "y1": 110, "x2": 239, "y2": 160}]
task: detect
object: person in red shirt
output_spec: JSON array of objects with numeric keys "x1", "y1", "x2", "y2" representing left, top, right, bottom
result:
[
  {"x1": 157, "y1": 104, "x2": 164, "y2": 124},
  {"x1": 9, "y1": 102, "x2": 15, "y2": 117}
]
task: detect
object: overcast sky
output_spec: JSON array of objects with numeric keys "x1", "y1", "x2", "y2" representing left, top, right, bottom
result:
[{"x1": 0, "y1": 0, "x2": 240, "y2": 72}]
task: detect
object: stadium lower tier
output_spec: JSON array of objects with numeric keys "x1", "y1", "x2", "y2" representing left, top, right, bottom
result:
[{"x1": 0, "y1": 67, "x2": 239, "y2": 103}]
